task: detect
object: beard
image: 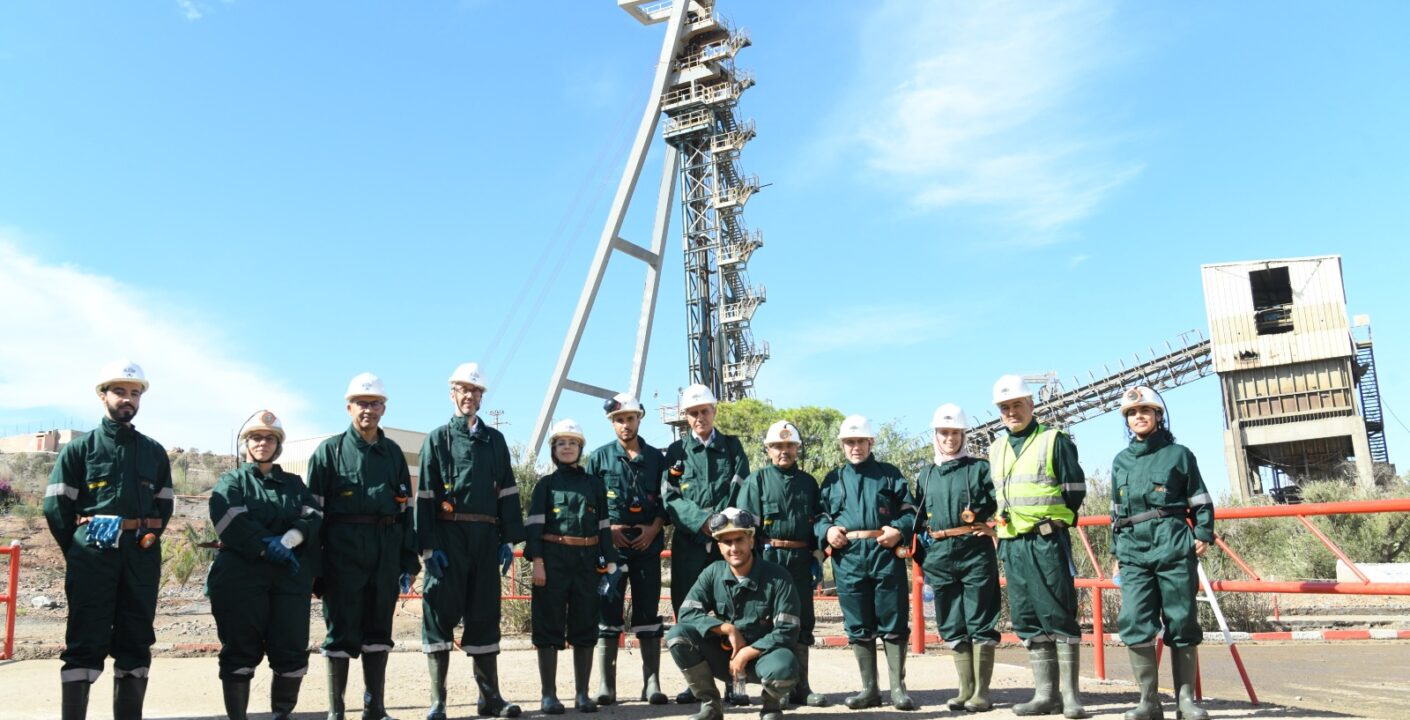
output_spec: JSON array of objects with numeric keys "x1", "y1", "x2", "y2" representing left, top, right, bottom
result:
[{"x1": 107, "y1": 403, "x2": 138, "y2": 422}]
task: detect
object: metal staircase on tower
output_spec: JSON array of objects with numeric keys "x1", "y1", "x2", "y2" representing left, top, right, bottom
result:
[{"x1": 1353, "y1": 324, "x2": 1389, "y2": 463}]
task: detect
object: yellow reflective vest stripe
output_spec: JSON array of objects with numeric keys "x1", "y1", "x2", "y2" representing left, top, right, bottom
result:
[{"x1": 990, "y1": 424, "x2": 1074, "y2": 538}]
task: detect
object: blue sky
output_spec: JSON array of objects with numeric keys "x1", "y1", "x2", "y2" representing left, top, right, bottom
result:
[{"x1": 2, "y1": 1, "x2": 1407, "y2": 499}]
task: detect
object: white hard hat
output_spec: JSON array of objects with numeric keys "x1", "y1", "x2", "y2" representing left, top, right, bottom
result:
[
  {"x1": 95, "y1": 360, "x2": 148, "y2": 394},
  {"x1": 549, "y1": 418, "x2": 586, "y2": 445},
  {"x1": 604, "y1": 393, "x2": 645, "y2": 418},
  {"x1": 837, "y1": 414, "x2": 876, "y2": 440},
  {"x1": 765, "y1": 420, "x2": 801, "y2": 446},
  {"x1": 240, "y1": 409, "x2": 286, "y2": 443},
  {"x1": 1120, "y1": 386, "x2": 1167, "y2": 416},
  {"x1": 992, "y1": 374, "x2": 1032, "y2": 404},
  {"x1": 931, "y1": 403, "x2": 967, "y2": 430},
  {"x1": 679, "y1": 383, "x2": 718, "y2": 411},
  {"x1": 448, "y1": 362, "x2": 488, "y2": 390},
  {"x1": 345, "y1": 372, "x2": 388, "y2": 401}
]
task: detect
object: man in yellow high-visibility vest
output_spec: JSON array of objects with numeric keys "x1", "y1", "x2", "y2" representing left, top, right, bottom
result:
[{"x1": 989, "y1": 375, "x2": 1088, "y2": 719}]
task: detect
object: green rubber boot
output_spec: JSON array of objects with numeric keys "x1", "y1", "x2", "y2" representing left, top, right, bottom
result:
[
  {"x1": 112, "y1": 674, "x2": 147, "y2": 720},
  {"x1": 61, "y1": 680, "x2": 90, "y2": 720},
  {"x1": 538, "y1": 647, "x2": 565, "y2": 715},
  {"x1": 844, "y1": 641, "x2": 882, "y2": 709},
  {"x1": 593, "y1": 638, "x2": 617, "y2": 705},
  {"x1": 327, "y1": 657, "x2": 350, "y2": 720},
  {"x1": 966, "y1": 644, "x2": 996, "y2": 712},
  {"x1": 883, "y1": 640, "x2": 916, "y2": 710},
  {"x1": 1124, "y1": 646, "x2": 1164, "y2": 720},
  {"x1": 681, "y1": 661, "x2": 723, "y2": 720},
  {"x1": 639, "y1": 640, "x2": 669, "y2": 704},
  {"x1": 271, "y1": 673, "x2": 303, "y2": 720},
  {"x1": 1057, "y1": 643, "x2": 1089, "y2": 719},
  {"x1": 222, "y1": 679, "x2": 250, "y2": 720},
  {"x1": 759, "y1": 679, "x2": 790, "y2": 720},
  {"x1": 573, "y1": 645, "x2": 598, "y2": 713},
  {"x1": 427, "y1": 651, "x2": 450, "y2": 720},
  {"x1": 1013, "y1": 642, "x2": 1061, "y2": 716},
  {"x1": 1172, "y1": 647, "x2": 1209, "y2": 720},
  {"x1": 787, "y1": 644, "x2": 827, "y2": 707},
  {"x1": 473, "y1": 654, "x2": 522, "y2": 718},
  {"x1": 948, "y1": 643, "x2": 975, "y2": 711},
  {"x1": 362, "y1": 651, "x2": 396, "y2": 720}
]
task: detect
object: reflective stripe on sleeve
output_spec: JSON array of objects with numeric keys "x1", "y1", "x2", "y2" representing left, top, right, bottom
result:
[
  {"x1": 214, "y1": 506, "x2": 248, "y2": 535},
  {"x1": 525, "y1": 514, "x2": 545, "y2": 526},
  {"x1": 155, "y1": 487, "x2": 174, "y2": 500},
  {"x1": 775, "y1": 613, "x2": 801, "y2": 626},
  {"x1": 301, "y1": 505, "x2": 323, "y2": 517},
  {"x1": 46, "y1": 484, "x2": 80, "y2": 500},
  {"x1": 1060, "y1": 483, "x2": 1086, "y2": 493},
  {"x1": 681, "y1": 599, "x2": 704, "y2": 611},
  {"x1": 499, "y1": 486, "x2": 519, "y2": 498},
  {"x1": 1188, "y1": 493, "x2": 1212, "y2": 507},
  {"x1": 417, "y1": 489, "x2": 435, "y2": 499},
  {"x1": 598, "y1": 519, "x2": 611, "y2": 530}
]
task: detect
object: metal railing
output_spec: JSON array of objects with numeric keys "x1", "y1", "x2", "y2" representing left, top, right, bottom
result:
[{"x1": 1, "y1": 541, "x2": 20, "y2": 661}]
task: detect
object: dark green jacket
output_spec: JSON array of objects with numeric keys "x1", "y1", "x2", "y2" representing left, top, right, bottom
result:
[
  {"x1": 306, "y1": 425, "x2": 418, "y2": 571},
  {"x1": 1111, "y1": 430, "x2": 1215, "y2": 557},
  {"x1": 524, "y1": 464, "x2": 617, "y2": 564},
  {"x1": 585, "y1": 439, "x2": 667, "y2": 528},
  {"x1": 415, "y1": 415, "x2": 526, "y2": 549},
  {"x1": 678, "y1": 557, "x2": 801, "y2": 653},
  {"x1": 210, "y1": 463, "x2": 323, "y2": 573},
  {"x1": 662, "y1": 431, "x2": 750, "y2": 544},
  {"x1": 814, "y1": 456, "x2": 916, "y2": 549},
  {"x1": 735, "y1": 464, "x2": 820, "y2": 546},
  {"x1": 915, "y1": 456, "x2": 997, "y2": 532},
  {"x1": 44, "y1": 418, "x2": 173, "y2": 552}
]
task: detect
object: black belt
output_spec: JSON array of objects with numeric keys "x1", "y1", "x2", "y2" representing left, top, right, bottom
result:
[
  {"x1": 1113, "y1": 507, "x2": 1182, "y2": 531},
  {"x1": 331, "y1": 514, "x2": 401, "y2": 526}
]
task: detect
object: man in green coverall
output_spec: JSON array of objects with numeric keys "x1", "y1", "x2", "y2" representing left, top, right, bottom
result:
[
  {"x1": 307, "y1": 372, "x2": 420, "y2": 720},
  {"x1": 815, "y1": 415, "x2": 917, "y2": 711},
  {"x1": 666, "y1": 508, "x2": 801, "y2": 720},
  {"x1": 989, "y1": 375, "x2": 1088, "y2": 719},
  {"x1": 585, "y1": 393, "x2": 670, "y2": 706},
  {"x1": 45, "y1": 361, "x2": 174, "y2": 720},
  {"x1": 415, "y1": 363, "x2": 525, "y2": 720},
  {"x1": 733, "y1": 420, "x2": 826, "y2": 708},
  {"x1": 661, "y1": 383, "x2": 750, "y2": 705}
]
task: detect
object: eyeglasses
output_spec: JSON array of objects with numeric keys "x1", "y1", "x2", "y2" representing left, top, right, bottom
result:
[
  {"x1": 453, "y1": 386, "x2": 484, "y2": 397},
  {"x1": 706, "y1": 509, "x2": 757, "y2": 534},
  {"x1": 353, "y1": 399, "x2": 385, "y2": 410},
  {"x1": 246, "y1": 433, "x2": 279, "y2": 444}
]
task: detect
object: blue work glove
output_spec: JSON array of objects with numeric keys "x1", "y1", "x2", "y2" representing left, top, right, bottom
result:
[
  {"x1": 918, "y1": 531, "x2": 934, "y2": 548},
  {"x1": 425, "y1": 550, "x2": 450, "y2": 579},
  {"x1": 498, "y1": 544, "x2": 514, "y2": 577},
  {"x1": 262, "y1": 536, "x2": 295, "y2": 566},
  {"x1": 86, "y1": 515, "x2": 123, "y2": 549},
  {"x1": 810, "y1": 558, "x2": 824, "y2": 589},
  {"x1": 400, "y1": 572, "x2": 414, "y2": 595},
  {"x1": 597, "y1": 567, "x2": 623, "y2": 603}
]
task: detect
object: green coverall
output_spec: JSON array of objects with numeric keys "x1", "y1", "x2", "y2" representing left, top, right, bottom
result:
[
  {"x1": 585, "y1": 439, "x2": 667, "y2": 640},
  {"x1": 662, "y1": 432, "x2": 749, "y2": 616},
  {"x1": 207, "y1": 463, "x2": 323, "y2": 679},
  {"x1": 665, "y1": 557, "x2": 801, "y2": 695},
  {"x1": 525, "y1": 464, "x2": 618, "y2": 649},
  {"x1": 733, "y1": 464, "x2": 820, "y2": 645},
  {"x1": 44, "y1": 417, "x2": 174, "y2": 684},
  {"x1": 416, "y1": 417, "x2": 526, "y2": 654},
  {"x1": 995, "y1": 421, "x2": 1086, "y2": 644},
  {"x1": 814, "y1": 457, "x2": 915, "y2": 643},
  {"x1": 306, "y1": 426, "x2": 419, "y2": 658},
  {"x1": 1110, "y1": 430, "x2": 1215, "y2": 647},
  {"x1": 914, "y1": 457, "x2": 1001, "y2": 647}
]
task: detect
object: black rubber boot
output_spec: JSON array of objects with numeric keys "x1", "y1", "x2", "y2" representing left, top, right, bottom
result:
[
  {"x1": 1172, "y1": 647, "x2": 1209, "y2": 720},
  {"x1": 966, "y1": 644, "x2": 996, "y2": 712},
  {"x1": 1125, "y1": 646, "x2": 1164, "y2": 720},
  {"x1": 271, "y1": 673, "x2": 303, "y2": 720},
  {"x1": 61, "y1": 681, "x2": 91, "y2": 720},
  {"x1": 573, "y1": 645, "x2": 598, "y2": 713},
  {"x1": 539, "y1": 647, "x2": 565, "y2": 715},
  {"x1": 786, "y1": 644, "x2": 827, "y2": 707},
  {"x1": 593, "y1": 638, "x2": 617, "y2": 705},
  {"x1": 843, "y1": 641, "x2": 881, "y2": 709},
  {"x1": 222, "y1": 679, "x2": 251, "y2": 720},
  {"x1": 474, "y1": 654, "x2": 522, "y2": 718},
  {"x1": 948, "y1": 643, "x2": 975, "y2": 711},
  {"x1": 327, "y1": 657, "x2": 350, "y2": 720},
  {"x1": 639, "y1": 640, "x2": 669, "y2": 704},
  {"x1": 112, "y1": 674, "x2": 147, "y2": 720},
  {"x1": 1057, "y1": 643, "x2": 1089, "y2": 719},
  {"x1": 883, "y1": 640, "x2": 916, "y2": 710},
  {"x1": 362, "y1": 651, "x2": 397, "y2": 720},
  {"x1": 427, "y1": 651, "x2": 451, "y2": 720},
  {"x1": 681, "y1": 661, "x2": 723, "y2": 720},
  {"x1": 759, "y1": 683, "x2": 786, "y2": 720},
  {"x1": 1013, "y1": 642, "x2": 1061, "y2": 716}
]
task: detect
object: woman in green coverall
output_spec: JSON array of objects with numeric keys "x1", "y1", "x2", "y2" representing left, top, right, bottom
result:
[
  {"x1": 1111, "y1": 387, "x2": 1214, "y2": 720},
  {"x1": 208, "y1": 410, "x2": 322, "y2": 720},
  {"x1": 526, "y1": 419, "x2": 620, "y2": 714},
  {"x1": 913, "y1": 403, "x2": 1000, "y2": 712}
]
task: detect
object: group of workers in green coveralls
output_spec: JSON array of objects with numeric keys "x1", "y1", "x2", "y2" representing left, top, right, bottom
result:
[{"x1": 44, "y1": 361, "x2": 1214, "y2": 720}]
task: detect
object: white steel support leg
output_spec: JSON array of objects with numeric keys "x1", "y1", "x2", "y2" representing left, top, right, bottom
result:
[
  {"x1": 629, "y1": 146, "x2": 679, "y2": 400},
  {"x1": 529, "y1": 2, "x2": 689, "y2": 459}
]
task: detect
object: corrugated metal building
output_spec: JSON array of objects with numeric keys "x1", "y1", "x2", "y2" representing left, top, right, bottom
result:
[
  {"x1": 1201, "y1": 255, "x2": 1376, "y2": 499},
  {"x1": 279, "y1": 427, "x2": 426, "y2": 482}
]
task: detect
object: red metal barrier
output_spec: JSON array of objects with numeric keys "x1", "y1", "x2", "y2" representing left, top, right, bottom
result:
[{"x1": 1, "y1": 540, "x2": 20, "y2": 661}]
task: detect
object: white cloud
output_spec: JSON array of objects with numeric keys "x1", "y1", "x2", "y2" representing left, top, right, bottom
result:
[
  {"x1": 176, "y1": 0, "x2": 202, "y2": 21},
  {"x1": 829, "y1": 0, "x2": 1142, "y2": 232},
  {"x1": 0, "y1": 233, "x2": 311, "y2": 452}
]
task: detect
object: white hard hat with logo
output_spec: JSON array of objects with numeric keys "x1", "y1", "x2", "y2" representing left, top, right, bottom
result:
[
  {"x1": 992, "y1": 374, "x2": 1032, "y2": 405},
  {"x1": 1120, "y1": 386, "x2": 1167, "y2": 416},
  {"x1": 95, "y1": 360, "x2": 149, "y2": 394},
  {"x1": 765, "y1": 420, "x2": 801, "y2": 446},
  {"x1": 448, "y1": 362, "x2": 488, "y2": 390},
  {"x1": 931, "y1": 403, "x2": 968, "y2": 430},
  {"x1": 549, "y1": 418, "x2": 586, "y2": 445},
  {"x1": 345, "y1": 372, "x2": 388, "y2": 401},
  {"x1": 240, "y1": 409, "x2": 286, "y2": 443},
  {"x1": 679, "y1": 383, "x2": 718, "y2": 411},
  {"x1": 837, "y1": 414, "x2": 876, "y2": 440},
  {"x1": 604, "y1": 393, "x2": 645, "y2": 418}
]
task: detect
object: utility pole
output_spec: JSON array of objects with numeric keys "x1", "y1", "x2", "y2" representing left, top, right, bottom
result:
[{"x1": 487, "y1": 410, "x2": 508, "y2": 430}]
